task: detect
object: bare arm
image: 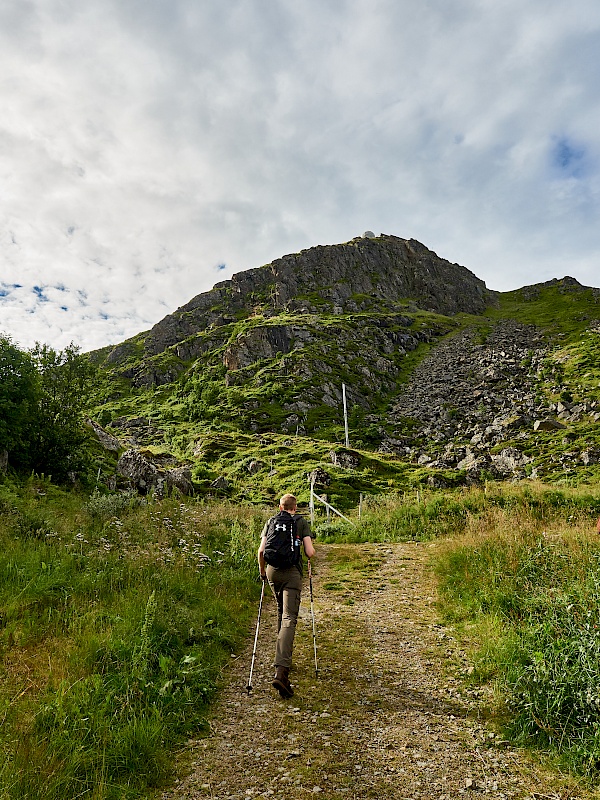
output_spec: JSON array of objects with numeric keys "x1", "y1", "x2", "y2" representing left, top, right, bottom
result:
[
  {"x1": 257, "y1": 537, "x2": 266, "y2": 578},
  {"x1": 303, "y1": 535, "x2": 315, "y2": 559}
]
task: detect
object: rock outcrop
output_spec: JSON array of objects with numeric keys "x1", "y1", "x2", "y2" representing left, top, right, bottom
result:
[
  {"x1": 116, "y1": 449, "x2": 193, "y2": 497},
  {"x1": 90, "y1": 233, "x2": 600, "y2": 492},
  {"x1": 105, "y1": 234, "x2": 495, "y2": 365},
  {"x1": 220, "y1": 313, "x2": 436, "y2": 430},
  {"x1": 86, "y1": 418, "x2": 121, "y2": 452}
]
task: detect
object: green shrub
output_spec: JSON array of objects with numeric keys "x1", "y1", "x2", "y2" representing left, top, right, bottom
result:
[{"x1": 84, "y1": 489, "x2": 141, "y2": 521}]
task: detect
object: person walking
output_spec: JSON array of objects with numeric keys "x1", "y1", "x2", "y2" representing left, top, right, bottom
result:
[{"x1": 258, "y1": 493, "x2": 315, "y2": 698}]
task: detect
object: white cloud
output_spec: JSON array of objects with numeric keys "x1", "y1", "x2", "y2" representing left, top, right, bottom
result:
[{"x1": 1, "y1": 0, "x2": 600, "y2": 351}]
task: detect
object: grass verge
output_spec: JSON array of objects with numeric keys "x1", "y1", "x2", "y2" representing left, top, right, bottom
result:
[
  {"x1": 433, "y1": 504, "x2": 600, "y2": 779},
  {"x1": 0, "y1": 476, "x2": 268, "y2": 799}
]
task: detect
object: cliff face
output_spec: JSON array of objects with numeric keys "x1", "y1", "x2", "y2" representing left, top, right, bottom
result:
[
  {"x1": 225, "y1": 234, "x2": 491, "y2": 316},
  {"x1": 106, "y1": 234, "x2": 494, "y2": 364}
]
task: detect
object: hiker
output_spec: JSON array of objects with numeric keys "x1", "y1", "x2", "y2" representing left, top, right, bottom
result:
[{"x1": 258, "y1": 493, "x2": 316, "y2": 698}]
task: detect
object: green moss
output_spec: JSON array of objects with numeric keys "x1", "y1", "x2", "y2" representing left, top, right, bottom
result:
[{"x1": 487, "y1": 284, "x2": 600, "y2": 343}]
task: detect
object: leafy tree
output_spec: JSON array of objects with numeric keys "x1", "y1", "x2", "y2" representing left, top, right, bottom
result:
[
  {"x1": 29, "y1": 343, "x2": 96, "y2": 481},
  {"x1": 0, "y1": 335, "x2": 38, "y2": 465}
]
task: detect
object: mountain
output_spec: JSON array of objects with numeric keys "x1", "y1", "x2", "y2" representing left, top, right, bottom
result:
[{"x1": 89, "y1": 233, "x2": 600, "y2": 505}]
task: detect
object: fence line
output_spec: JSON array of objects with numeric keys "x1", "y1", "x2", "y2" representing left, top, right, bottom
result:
[{"x1": 309, "y1": 475, "x2": 356, "y2": 526}]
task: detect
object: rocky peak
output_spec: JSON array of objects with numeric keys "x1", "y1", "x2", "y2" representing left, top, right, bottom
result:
[{"x1": 107, "y1": 234, "x2": 495, "y2": 362}]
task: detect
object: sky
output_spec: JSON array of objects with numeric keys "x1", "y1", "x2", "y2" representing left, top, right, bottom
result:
[{"x1": 1, "y1": 0, "x2": 600, "y2": 352}]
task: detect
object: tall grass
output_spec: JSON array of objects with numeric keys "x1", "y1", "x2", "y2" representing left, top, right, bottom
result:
[
  {"x1": 315, "y1": 481, "x2": 600, "y2": 543},
  {"x1": 0, "y1": 476, "x2": 268, "y2": 799},
  {"x1": 434, "y1": 503, "x2": 600, "y2": 778}
]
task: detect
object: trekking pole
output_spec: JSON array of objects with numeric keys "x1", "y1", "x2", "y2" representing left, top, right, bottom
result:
[
  {"x1": 308, "y1": 559, "x2": 318, "y2": 677},
  {"x1": 247, "y1": 578, "x2": 266, "y2": 694}
]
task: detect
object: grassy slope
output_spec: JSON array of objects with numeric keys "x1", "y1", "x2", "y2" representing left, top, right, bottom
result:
[
  {"x1": 87, "y1": 305, "x2": 473, "y2": 505},
  {"x1": 86, "y1": 280, "x2": 600, "y2": 505},
  {"x1": 0, "y1": 478, "x2": 267, "y2": 799},
  {"x1": 432, "y1": 491, "x2": 600, "y2": 780},
  {"x1": 5, "y1": 457, "x2": 600, "y2": 792}
]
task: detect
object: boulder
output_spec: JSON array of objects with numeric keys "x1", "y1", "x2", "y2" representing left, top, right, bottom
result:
[
  {"x1": 427, "y1": 475, "x2": 448, "y2": 489},
  {"x1": 165, "y1": 467, "x2": 194, "y2": 496},
  {"x1": 117, "y1": 449, "x2": 160, "y2": 493},
  {"x1": 330, "y1": 450, "x2": 361, "y2": 469},
  {"x1": 117, "y1": 449, "x2": 193, "y2": 496},
  {"x1": 534, "y1": 419, "x2": 567, "y2": 431},
  {"x1": 308, "y1": 467, "x2": 331, "y2": 487},
  {"x1": 457, "y1": 452, "x2": 499, "y2": 483},
  {"x1": 86, "y1": 418, "x2": 121, "y2": 452},
  {"x1": 581, "y1": 450, "x2": 600, "y2": 466},
  {"x1": 491, "y1": 447, "x2": 532, "y2": 476},
  {"x1": 247, "y1": 460, "x2": 265, "y2": 474}
]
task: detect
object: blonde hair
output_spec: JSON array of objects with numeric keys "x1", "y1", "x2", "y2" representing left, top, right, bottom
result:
[{"x1": 279, "y1": 494, "x2": 297, "y2": 511}]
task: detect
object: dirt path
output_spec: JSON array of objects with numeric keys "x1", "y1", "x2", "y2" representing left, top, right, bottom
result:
[{"x1": 159, "y1": 542, "x2": 587, "y2": 800}]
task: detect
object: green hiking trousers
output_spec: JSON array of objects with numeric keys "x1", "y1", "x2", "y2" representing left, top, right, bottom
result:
[{"x1": 266, "y1": 564, "x2": 303, "y2": 668}]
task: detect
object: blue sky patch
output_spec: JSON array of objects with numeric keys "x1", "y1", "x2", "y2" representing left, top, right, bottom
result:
[
  {"x1": 553, "y1": 136, "x2": 586, "y2": 177},
  {"x1": 0, "y1": 282, "x2": 22, "y2": 297},
  {"x1": 33, "y1": 286, "x2": 49, "y2": 302}
]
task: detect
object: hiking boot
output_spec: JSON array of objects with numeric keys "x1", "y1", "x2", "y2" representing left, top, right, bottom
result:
[{"x1": 272, "y1": 666, "x2": 294, "y2": 698}]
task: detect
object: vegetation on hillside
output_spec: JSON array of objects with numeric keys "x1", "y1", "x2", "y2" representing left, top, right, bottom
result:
[
  {"x1": 3, "y1": 272, "x2": 600, "y2": 793},
  {"x1": 0, "y1": 336, "x2": 95, "y2": 482},
  {"x1": 488, "y1": 280, "x2": 599, "y2": 343},
  {"x1": 79, "y1": 278, "x2": 600, "y2": 505},
  {"x1": 0, "y1": 478, "x2": 265, "y2": 799}
]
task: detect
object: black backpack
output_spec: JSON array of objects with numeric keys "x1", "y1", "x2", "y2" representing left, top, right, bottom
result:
[{"x1": 263, "y1": 511, "x2": 302, "y2": 569}]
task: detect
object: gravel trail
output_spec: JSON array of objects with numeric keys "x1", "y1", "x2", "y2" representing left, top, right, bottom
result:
[{"x1": 159, "y1": 542, "x2": 586, "y2": 800}]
